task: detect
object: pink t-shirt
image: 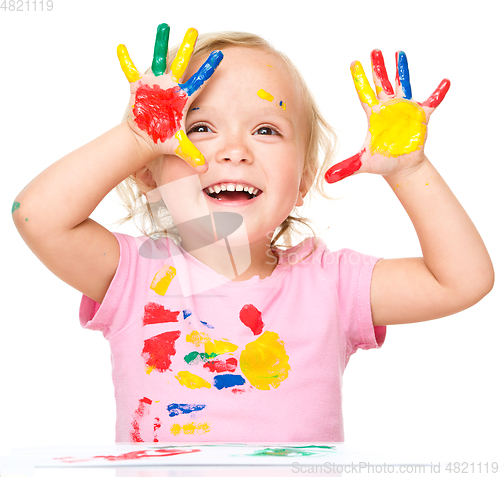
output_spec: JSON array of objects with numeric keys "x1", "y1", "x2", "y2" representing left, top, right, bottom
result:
[{"x1": 80, "y1": 233, "x2": 386, "y2": 443}]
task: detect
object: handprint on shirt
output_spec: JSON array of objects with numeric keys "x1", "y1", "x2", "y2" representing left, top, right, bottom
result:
[
  {"x1": 325, "y1": 50, "x2": 450, "y2": 183},
  {"x1": 118, "y1": 24, "x2": 223, "y2": 170}
]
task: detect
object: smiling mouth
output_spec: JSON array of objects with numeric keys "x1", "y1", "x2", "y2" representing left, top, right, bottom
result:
[{"x1": 203, "y1": 184, "x2": 263, "y2": 201}]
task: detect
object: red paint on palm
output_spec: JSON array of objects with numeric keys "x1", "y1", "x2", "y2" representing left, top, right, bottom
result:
[
  {"x1": 325, "y1": 150, "x2": 364, "y2": 183},
  {"x1": 239, "y1": 304, "x2": 264, "y2": 335},
  {"x1": 422, "y1": 79, "x2": 451, "y2": 108},
  {"x1": 203, "y1": 357, "x2": 238, "y2": 373},
  {"x1": 133, "y1": 84, "x2": 188, "y2": 143},
  {"x1": 143, "y1": 302, "x2": 180, "y2": 325},
  {"x1": 141, "y1": 331, "x2": 181, "y2": 372}
]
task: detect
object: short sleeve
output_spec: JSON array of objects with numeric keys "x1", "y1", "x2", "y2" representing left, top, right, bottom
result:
[
  {"x1": 79, "y1": 232, "x2": 136, "y2": 339},
  {"x1": 321, "y1": 245, "x2": 386, "y2": 355}
]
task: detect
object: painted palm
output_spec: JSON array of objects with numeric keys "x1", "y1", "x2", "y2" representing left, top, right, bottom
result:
[
  {"x1": 325, "y1": 50, "x2": 450, "y2": 183},
  {"x1": 117, "y1": 24, "x2": 223, "y2": 170}
]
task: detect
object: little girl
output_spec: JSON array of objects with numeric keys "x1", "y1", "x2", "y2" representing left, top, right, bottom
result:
[{"x1": 13, "y1": 24, "x2": 493, "y2": 443}]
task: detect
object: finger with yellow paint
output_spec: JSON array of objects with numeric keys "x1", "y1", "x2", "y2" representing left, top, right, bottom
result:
[
  {"x1": 175, "y1": 130, "x2": 207, "y2": 172},
  {"x1": 117, "y1": 44, "x2": 141, "y2": 83},
  {"x1": 170, "y1": 28, "x2": 198, "y2": 83},
  {"x1": 350, "y1": 61, "x2": 379, "y2": 108}
]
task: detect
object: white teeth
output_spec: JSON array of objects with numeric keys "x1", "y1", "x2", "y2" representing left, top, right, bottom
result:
[{"x1": 204, "y1": 182, "x2": 261, "y2": 196}]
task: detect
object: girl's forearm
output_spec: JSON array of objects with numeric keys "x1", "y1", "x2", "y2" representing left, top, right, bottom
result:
[
  {"x1": 384, "y1": 156, "x2": 494, "y2": 302},
  {"x1": 14, "y1": 122, "x2": 158, "y2": 233}
]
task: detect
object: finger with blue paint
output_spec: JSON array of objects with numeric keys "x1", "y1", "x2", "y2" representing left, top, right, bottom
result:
[
  {"x1": 395, "y1": 51, "x2": 412, "y2": 100},
  {"x1": 179, "y1": 50, "x2": 224, "y2": 97},
  {"x1": 152, "y1": 23, "x2": 170, "y2": 76}
]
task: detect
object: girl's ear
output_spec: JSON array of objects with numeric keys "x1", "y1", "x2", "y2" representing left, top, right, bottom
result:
[{"x1": 134, "y1": 167, "x2": 161, "y2": 201}]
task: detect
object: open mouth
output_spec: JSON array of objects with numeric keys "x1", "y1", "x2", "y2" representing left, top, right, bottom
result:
[{"x1": 203, "y1": 183, "x2": 263, "y2": 201}]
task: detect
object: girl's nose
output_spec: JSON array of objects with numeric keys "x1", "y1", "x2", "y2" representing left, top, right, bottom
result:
[{"x1": 215, "y1": 135, "x2": 254, "y2": 165}]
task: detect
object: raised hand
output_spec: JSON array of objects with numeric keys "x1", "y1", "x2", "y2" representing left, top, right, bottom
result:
[
  {"x1": 117, "y1": 24, "x2": 223, "y2": 172},
  {"x1": 325, "y1": 50, "x2": 450, "y2": 183}
]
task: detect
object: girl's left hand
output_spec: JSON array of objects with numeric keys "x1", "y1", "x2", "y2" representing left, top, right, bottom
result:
[{"x1": 325, "y1": 50, "x2": 450, "y2": 183}]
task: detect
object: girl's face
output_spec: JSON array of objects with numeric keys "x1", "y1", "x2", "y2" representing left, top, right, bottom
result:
[{"x1": 157, "y1": 46, "x2": 310, "y2": 246}]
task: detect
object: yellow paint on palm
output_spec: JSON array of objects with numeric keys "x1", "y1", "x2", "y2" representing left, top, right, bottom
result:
[
  {"x1": 150, "y1": 265, "x2": 176, "y2": 295},
  {"x1": 175, "y1": 370, "x2": 211, "y2": 389},
  {"x1": 117, "y1": 44, "x2": 141, "y2": 83},
  {"x1": 351, "y1": 61, "x2": 379, "y2": 107},
  {"x1": 369, "y1": 99, "x2": 426, "y2": 157},
  {"x1": 240, "y1": 331, "x2": 290, "y2": 390},
  {"x1": 257, "y1": 89, "x2": 274, "y2": 102},
  {"x1": 170, "y1": 28, "x2": 198, "y2": 83},
  {"x1": 175, "y1": 130, "x2": 205, "y2": 168},
  {"x1": 170, "y1": 422, "x2": 210, "y2": 435}
]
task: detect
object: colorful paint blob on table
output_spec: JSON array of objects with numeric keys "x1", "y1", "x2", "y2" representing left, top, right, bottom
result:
[
  {"x1": 130, "y1": 263, "x2": 292, "y2": 440},
  {"x1": 117, "y1": 24, "x2": 223, "y2": 169},
  {"x1": 325, "y1": 49, "x2": 450, "y2": 184}
]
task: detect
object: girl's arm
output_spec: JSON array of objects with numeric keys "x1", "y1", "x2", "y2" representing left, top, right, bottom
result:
[
  {"x1": 13, "y1": 123, "x2": 156, "y2": 305},
  {"x1": 371, "y1": 157, "x2": 493, "y2": 326},
  {"x1": 326, "y1": 50, "x2": 494, "y2": 326},
  {"x1": 12, "y1": 25, "x2": 222, "y2": 304}
]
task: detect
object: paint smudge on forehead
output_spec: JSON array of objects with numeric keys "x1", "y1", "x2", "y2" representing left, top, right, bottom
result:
[
  {"x1": 257, "y1": 89, "x2": 274, "y2": 102},
  {"x1": 11, "y1": 201, "x2": 20, "y2": 214}
]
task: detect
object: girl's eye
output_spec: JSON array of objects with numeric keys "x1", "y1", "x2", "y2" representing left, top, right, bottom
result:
[
  {"x1": 254, "y1": 127, "x2": 278, "y2": 136},
  {"x1": 188, "y1": 124, "x2": 213, "y2": 134}
]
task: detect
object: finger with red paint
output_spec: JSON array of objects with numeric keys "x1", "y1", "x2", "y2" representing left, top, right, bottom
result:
[{"x1": 371, "y1": 49, "x2": 394, "y2": 99}]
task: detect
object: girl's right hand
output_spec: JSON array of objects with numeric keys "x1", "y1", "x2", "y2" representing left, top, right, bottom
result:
[{"x1": 117, "y1": 24, "x2": 223, "y2": 173}]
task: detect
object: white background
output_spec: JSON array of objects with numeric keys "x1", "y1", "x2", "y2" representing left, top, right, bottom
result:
[{"x1": 1, "y1": 0, "x2": 499, "y2": 463}]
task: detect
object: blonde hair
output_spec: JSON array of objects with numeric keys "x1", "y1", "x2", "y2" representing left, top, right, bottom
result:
[{"x1": 115, "y1": 31, "x2": 338, "y2": 252}]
